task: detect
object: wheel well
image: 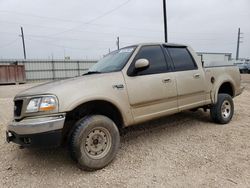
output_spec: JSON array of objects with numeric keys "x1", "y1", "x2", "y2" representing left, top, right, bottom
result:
[
  {"x1": 62, "y1": 100, "x2": 124, "y2": 144},
  {"x1": 218, "y1": 82, "x2": 234, "y2": 97}
]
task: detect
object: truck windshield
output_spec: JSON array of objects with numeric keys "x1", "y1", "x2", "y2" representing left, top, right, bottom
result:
[{"x1": 88, "y1": 47, "x2": 136, "y2": 73}]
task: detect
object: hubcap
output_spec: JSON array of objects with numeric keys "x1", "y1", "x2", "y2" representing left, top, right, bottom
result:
[
  {"x1": 221, "y1": 100, "x2": 231, "y2": 119},
  {"x1": 84, "y1": 127, "x2": 112, "y2": 159}
]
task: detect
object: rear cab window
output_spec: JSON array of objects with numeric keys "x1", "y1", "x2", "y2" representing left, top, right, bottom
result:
[{"x1": 165, "y1": 47, "x2": 197, "y2": 71}]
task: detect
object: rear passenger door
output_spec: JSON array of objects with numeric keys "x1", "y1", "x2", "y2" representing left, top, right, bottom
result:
[{"x1": 165, "y1": 46, "x2": 206, "y2": 111}]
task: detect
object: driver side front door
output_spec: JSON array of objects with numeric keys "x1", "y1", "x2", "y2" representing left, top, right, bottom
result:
[{"x1": 123, "y1": 45, "x2": 178, "y2": 123}]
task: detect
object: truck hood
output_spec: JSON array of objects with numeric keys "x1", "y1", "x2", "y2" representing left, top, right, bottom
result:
[
  {"x1": 14, "y1": 71, "x2": 130, "y2": 124},
  {"x1": 16, "y1": 72, "x2": 123, "y2": 98}
]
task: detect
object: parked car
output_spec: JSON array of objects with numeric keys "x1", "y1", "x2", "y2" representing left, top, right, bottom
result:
[
  {"x1": 6, "y1": 43, "x2": 244, "y2": 171},
  {"x1": 247, "y1": 62, "x2": 250, "y2": 73},
  {"x1": 234, "y1": 60, "x2": 248, "y2": 73}
]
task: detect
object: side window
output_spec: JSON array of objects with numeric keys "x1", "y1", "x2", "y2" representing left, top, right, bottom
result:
[
  {"x1": 166, "y1": 47, "x2": 197, "y2": 71},
  {"x1": 129, "y1": 45, "x2": 168, "y2": 76}
]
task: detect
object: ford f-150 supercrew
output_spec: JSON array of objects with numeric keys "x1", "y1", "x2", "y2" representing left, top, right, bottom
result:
[{"x1": 6, "y1": 43, "x2": 243, "y2": 171}]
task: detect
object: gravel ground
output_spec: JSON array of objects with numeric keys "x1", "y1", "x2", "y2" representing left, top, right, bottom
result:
[{"x1": 0, "y1": 76, "x2": 250, "y2": 188}]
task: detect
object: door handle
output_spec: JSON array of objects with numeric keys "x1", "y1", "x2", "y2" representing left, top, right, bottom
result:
[
  {"x1": 162, "y1": 78, "x2": 171, "y2": 83},
  {"x1": 193, "y1": 74, "x2": 200, "y2": 79}
]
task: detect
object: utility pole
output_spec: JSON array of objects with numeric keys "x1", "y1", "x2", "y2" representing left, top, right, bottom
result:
[
  {"x1": 163, "y1": 0, "x2": 168, "y2": 43},
  {"x1": 20, "y1": 27, "x2": 26, "y2": 59},
  {"x1": 116, "y1": 37, "x2": 120, "y2": 50},
  {"x1": 236, "y1": 28, "x2": 243, "y2": 60}
]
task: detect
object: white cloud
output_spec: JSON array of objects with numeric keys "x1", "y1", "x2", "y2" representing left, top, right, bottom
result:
[{"x1": 0, "y1": 0, "x2": 249, "y2": 59}]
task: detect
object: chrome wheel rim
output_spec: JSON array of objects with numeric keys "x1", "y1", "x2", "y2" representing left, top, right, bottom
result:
[
  {"x1": 84, "y1": 127, "x2": 112, "y2": 159},
  {"x1": 221, "y1": 100, "x2": 231, "y2": 119}
]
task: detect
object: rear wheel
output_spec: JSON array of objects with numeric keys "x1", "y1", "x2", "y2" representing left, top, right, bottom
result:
[
  {"x1": 69, "y1": 115, "x2": 120, "y2": 171},
  {"x1": 210, "y1": 94, "x2": 234, "y2": 124}
]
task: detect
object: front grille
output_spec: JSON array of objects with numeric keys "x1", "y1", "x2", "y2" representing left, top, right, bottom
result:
[{"x1": 14, "y1": 100, "x2": 23, "y2": 117}]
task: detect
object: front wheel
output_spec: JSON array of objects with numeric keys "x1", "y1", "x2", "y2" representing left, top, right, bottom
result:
[
  {"x1": 210, "y1": 94, "x2": 234, "y2": 124},
  {"x1": 69, "y1": 115, "x2": 120, "y2": 171}
]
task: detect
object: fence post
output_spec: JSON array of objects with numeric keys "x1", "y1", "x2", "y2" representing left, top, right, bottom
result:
[
  {"x1": 52, "y1": 60, "x2": 55, "y2": 80},
  {"x1": 77, "y1": 61, "x2": 80, "y2": 76}
]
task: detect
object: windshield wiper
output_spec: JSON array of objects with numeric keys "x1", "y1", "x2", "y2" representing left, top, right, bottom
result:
[{"x1": 82, "y1": 71, "x2": 102, "y2": 76}]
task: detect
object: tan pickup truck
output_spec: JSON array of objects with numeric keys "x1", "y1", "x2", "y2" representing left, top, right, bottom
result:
[{"x1": 6, "y1": 43, "x2": 243, "y2": 171}]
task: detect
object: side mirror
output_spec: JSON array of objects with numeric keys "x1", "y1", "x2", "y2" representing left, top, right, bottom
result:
[{"x1": 135, "y1": 59, "x2": 149, "y2": 70}]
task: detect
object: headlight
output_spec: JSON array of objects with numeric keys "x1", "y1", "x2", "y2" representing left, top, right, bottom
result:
[
  {"x1": 26, "y1": 96, "x2": 57, "y2": 113},
  {"x1": 26, "y1": 98, "x2": 41, "y2": 113}
]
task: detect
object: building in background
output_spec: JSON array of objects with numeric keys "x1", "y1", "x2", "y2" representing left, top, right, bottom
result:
[
  {"x1": 196, "y1": 52, "x2": 250, "y2": 74},
  {"x1": 197, "y1": 52, "x2": 232, "y2": 67}
]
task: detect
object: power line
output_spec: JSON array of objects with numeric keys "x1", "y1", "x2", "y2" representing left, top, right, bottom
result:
[
  {"x1": 0, "y1": 21, "x2": 239, "y2": 40},
  {"x1": 0, "y1": 27, "x2": 160, "y2": 40},
  {"x1": 25, "y1": 37, "x2": 115, "y2": 51},
  {"x1": 24, "y1": 34, "x2": 138, "y2": 47},
  {"x1": 0, "y1": 10, "x2": 84, "y2": 24},
  {"x1": 0, "y1": 18, "x2": 164, "y2": 33},
  {"x1": 0, "y1": 29, "x2": 243, "y2": 45},
  {"x1": 47, "y1": 0, "x2": 132, "y2": 36},
  {"x1": 0, "y1": 38, "x2": 19, "y2": 49},
  {"x1": 25, "y1": 34, "x2": 116, "y2": 43},
  {"x1": 24, "y1": 32, "x2": 161, "y2": 42},
  {"x1": 0, "y1": 27, "x2": 240, "y2": 42},
  {"x1": 0, "y1": 31, "x2": 19, "y2": 36},
  {"x1": 0, "y1": 19, "x2": 242, "y2": 37}
]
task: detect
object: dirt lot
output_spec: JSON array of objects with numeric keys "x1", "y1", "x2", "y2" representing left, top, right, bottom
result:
[{"x1": 0, "y1": 75, "x2": 249, "y2": 188}]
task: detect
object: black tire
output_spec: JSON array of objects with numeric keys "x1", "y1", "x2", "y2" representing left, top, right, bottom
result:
[
  {"x1": 210, "y1": 94, "x2": 234, "y2": 124},
  {"x1": 69, "y1": 115, "x2": 120, "y2": 171}
]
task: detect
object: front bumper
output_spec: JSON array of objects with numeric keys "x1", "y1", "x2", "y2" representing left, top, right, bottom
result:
[
  {"x1": 6, "y1": 114, "x2": 65, "y2": 147},
  {"x1": 6, "y1": 130, "x2": 62, "y2": 148}
]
